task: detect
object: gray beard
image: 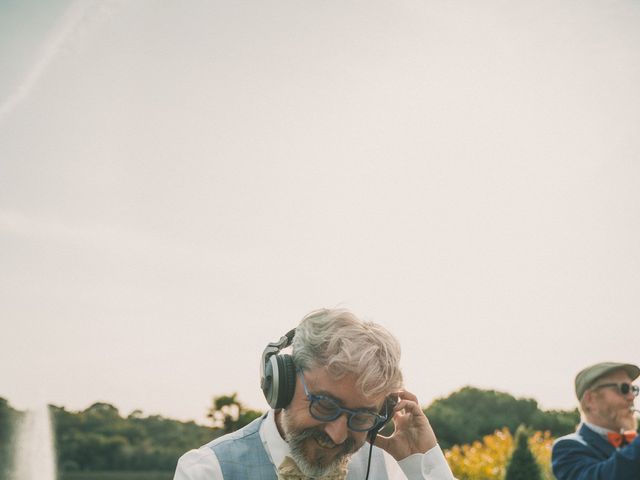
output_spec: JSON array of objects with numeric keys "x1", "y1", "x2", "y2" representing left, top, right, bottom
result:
[{"x1": 282, "y1": 415, "x2": 357, "y2": 478}]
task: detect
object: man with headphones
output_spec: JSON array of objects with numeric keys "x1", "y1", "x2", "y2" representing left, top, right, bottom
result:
[{"x1": 173, "y1": 308, "x2": 454, "y2": 479}]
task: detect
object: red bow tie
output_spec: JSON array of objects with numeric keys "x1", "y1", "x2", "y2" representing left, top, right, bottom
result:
[{"x1": 607, "y1": 431, "x2": 637, "y2": 448}]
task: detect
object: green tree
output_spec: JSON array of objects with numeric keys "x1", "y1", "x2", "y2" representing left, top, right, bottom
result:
[
  {"x1": 425, "y1": 387, "x2": 538, "y2": 448},
  {"x1": 505, "y1": 425, "x2": 542, "y2": 480},
  {"x1": 0, "y1": 397, "x2": 22, "y2": 477},
  {"x1": 0, "y1": 398, "x2": 14, "y2": 476},
  {"x1": 424, "y1": 386, "x2": 580, "y2": 449},
  {"x1": 529, "y1": 408, "x2": 579, "y2": 435},
  {"x1": 207, "y1": 393, "x2": 262, "y2": 434},
  {"x1": 52, "y1": 402, "x2": 216, "y2": 471}
]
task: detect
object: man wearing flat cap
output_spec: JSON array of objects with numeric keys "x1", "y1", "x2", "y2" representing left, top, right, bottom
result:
[{"x1": 551, "y1": 361, "x2": 640, "y2": 480}]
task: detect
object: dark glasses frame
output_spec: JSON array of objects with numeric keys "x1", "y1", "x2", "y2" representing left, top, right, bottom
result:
[
  {"x1": 592, "y1": 382, "x2": 639, "y2": 397},
  {"x1": 298, "y1": 369, "x2": 388, "y2": 432}
]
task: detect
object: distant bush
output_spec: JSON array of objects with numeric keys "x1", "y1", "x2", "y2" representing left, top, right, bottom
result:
[
  {"x1": 425, "y1": 386, "x2": 579, "y2": 449},
  {"x1": 52, "y1": 403, "x2": 218, "y2": 472},
  {"x1": 445, "y1": 427, "x2": 553, "y2": 480}
]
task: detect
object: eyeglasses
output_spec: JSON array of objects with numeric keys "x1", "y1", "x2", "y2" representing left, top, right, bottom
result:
[
  {"x1": 592, "y1": 382, "x2": 639, "y2": 397},
  {"x1": 298, "y1": 370, "x2": 388, "y2": 432}
]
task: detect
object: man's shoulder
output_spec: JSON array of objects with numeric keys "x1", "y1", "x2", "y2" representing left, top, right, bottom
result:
[
  {"x1": 552, "y1": 424, "x2": 611, "y2": 462},
  {"x1": 553, "y1": 431, "x2": 589, "y2": 449},
  {"x1": 174, "y1": 446, "x2": 221, "y2": 480},
  {"x1": 177, "y1": 416, "x2": 265, "y2": 465},
  {"x1": 173, "y1": 417, "x2": 268, "y2": 480},
  {"x1": 177, "y1": 446, "x2": 216, "y2": 468},
  {"x1": 207, "y1": 415, "x2": 265, "y2": 449}
]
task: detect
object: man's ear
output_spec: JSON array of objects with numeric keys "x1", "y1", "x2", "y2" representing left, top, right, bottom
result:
[{"x1": 582, "y1": 390, "x2": 594, "y2": 412}]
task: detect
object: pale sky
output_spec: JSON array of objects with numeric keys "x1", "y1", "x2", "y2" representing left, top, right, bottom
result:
[{"x1": 1, "y1": 0, "x2": 639, "y2": 425}]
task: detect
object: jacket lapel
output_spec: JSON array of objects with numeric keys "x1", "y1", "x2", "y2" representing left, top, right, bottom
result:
[{"x1": 579, "y1": 424, "x2": 616, "y2": 459}]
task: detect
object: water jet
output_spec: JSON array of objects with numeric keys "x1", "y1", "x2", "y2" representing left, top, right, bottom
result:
[{"x1": 11, "y1": 404, "x2": 56, "y2": 480}]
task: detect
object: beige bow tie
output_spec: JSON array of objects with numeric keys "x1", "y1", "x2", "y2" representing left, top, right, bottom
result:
[{"x1": 277, "y1": 456, "x2": 348, "y2": 480}]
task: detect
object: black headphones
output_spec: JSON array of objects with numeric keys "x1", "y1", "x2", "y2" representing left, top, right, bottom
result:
[
  {"x1": 260, "y1": 328, "x2": 297, "y2": 409},
  {"x1": 260, "y1": 328, "x2": 398, "y2": 422}
]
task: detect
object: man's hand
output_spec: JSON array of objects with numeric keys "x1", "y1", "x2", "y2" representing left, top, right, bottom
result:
[
  {"x1": 621, "y1": 407, "x2": 638, "y2": 431},
  {"x1": 371, "y1": 390, "x2": 437, "y2": 461}
]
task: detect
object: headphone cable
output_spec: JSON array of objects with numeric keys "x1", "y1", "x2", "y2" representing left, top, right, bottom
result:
[{"x1": 364, "y1": 440, "x2": 374, "y2": 480}]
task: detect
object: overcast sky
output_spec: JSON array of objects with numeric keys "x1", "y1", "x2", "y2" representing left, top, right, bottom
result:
[{"x1": 1, "y1": 0, "x2": 639, "y2": 425}]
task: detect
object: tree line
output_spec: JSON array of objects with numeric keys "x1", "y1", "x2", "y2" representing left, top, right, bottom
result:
[
  {"x1": 425, "y1": 386, "x2": 579, "y2": 449},
  {"x1": 0, "y1": 387, "x2": 579, "y2": 473}
]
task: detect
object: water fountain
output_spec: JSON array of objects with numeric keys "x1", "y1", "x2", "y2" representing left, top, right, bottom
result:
[{"x1": 11, "y1": 404, "x2": 57, "y2": 480}]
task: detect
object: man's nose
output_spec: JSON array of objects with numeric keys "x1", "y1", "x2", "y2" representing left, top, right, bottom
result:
[{"x1": 324, "y1": 413, "x2": 349, "y2": 445}]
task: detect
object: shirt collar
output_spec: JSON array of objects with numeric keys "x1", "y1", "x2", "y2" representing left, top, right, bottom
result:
[
  {"x1": 259, "y1": 409, "x2": 291, "y2": 468},
  {"x1": 582, "y1": 421, "x2": 619, "y2": 436}
]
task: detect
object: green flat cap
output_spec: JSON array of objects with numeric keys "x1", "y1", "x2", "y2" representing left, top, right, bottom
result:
[{"x1": 575, "y1": 362, "x2": 640, "y2": 400}]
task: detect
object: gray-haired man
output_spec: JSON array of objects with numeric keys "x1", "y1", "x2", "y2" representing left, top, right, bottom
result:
[{"x1": 174, "y1": 308, "x2": 454, "y2": 480}]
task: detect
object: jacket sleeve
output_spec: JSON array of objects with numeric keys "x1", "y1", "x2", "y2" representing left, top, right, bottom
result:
[{"x1": 552, "y1": 436, "x2": 640, "y2": 480}]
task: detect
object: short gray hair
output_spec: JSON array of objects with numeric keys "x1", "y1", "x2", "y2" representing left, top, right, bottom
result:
[{"x1": 291, "y1": 308, "x2": 403, "y2": 397}]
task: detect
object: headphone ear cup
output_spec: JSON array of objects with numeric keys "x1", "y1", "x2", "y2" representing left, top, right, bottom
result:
[
  {"x1": 262, "y1": 353, "x2": 297, "y2": 409},
  {"x1": 260, "y1": 329, "x2": 298, "y2": 409},
  {"x1": 261, "y1": 356, "x2": 277, "y2": 408},
  {"x1": 274, "y1": 353, "x2": 296, "y2": 409}
]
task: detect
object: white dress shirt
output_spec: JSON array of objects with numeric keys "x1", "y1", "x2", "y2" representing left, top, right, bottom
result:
[{"x1": 173, "y1": 410, "x2": 454, "y2": 480}]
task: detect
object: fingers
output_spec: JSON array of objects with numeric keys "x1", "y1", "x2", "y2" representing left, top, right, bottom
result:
[
  {"x1": 371, "y1": 389, "x2": 436, "y2": 459},
  {"x1": 397, "y1": 390, "x2": 418, "y2": 402},
  {"x1": 392, "y1": 390, "x2": 426, "y2": 417}
]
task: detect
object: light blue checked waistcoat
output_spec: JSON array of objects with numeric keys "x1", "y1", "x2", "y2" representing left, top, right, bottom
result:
[{"x1": 208, "y1": 414, "x2": 389, "y2": 479}]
